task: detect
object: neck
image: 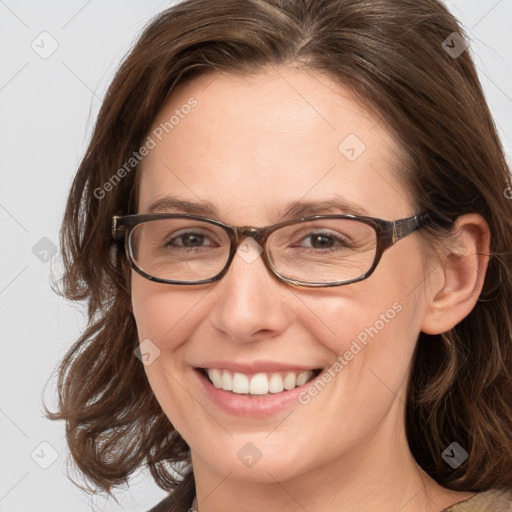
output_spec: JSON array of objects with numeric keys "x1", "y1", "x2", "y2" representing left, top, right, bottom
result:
[{"x1": 189, "y1": 409, "x2": 461, "y2": 512}]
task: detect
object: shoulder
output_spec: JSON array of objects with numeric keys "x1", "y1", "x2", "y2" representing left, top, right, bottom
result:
[
  {"x1": 146, "y1": 492, "x2": 195, "y2": 512},
  {"x1": 146, "y1": 473, "x2": 196, "y2": 512},
  {"x1": 442, "y1": 488, "x2": 512, "y2": 512},
  {"x1": 147, "y1": 493, "x2": 174, "y2": 512}
]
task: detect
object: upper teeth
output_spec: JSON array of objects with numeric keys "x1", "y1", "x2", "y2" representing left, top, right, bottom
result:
[{"x1": 206, "y1": 368, "x2": 316, "y2": 395}]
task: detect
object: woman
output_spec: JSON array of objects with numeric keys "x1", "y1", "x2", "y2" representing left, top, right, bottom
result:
[{"x1": 46, "y1": 0, "x2": 512, "y2": 511}]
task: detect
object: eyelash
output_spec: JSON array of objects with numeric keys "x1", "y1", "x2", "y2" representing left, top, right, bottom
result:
[{"x1": 166, "y1": 230, "x2": 351, "y2": 251}]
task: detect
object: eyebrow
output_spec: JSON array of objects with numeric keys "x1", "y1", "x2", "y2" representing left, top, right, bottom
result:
[{"x1": 146, "y1": 195, "x2": 370, "y2": 221}]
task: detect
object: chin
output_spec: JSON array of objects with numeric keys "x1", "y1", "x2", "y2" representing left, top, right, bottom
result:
[{"x1": 191, "y1": 438, "x2": 312, "y2": 483}]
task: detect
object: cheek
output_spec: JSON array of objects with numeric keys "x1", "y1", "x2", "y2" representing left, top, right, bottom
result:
[
  {"x1": 310, "y1": 295, "x2": 415, "y2": 378},
  {"x1": 294, "y1": 296, "x2": 421, "y2": 451},
  {"x1": 130, "y1": 272, "x2": 203, "y2": 349},
  {"x1": 306, "y1": 253, "x2": 425, "y2": 384},
  {"x1": 130, "y1": 274, "x2": 199, "y2": 424}
]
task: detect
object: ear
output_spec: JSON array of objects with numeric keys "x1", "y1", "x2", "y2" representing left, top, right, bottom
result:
[{"x1": 420, "y1": 213, "x2": 490, "y2": 335}]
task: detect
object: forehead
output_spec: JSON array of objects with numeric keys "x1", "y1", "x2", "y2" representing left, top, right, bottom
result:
[{"x1": 136, "y1": 66, "x2": 412, "y2": 222}]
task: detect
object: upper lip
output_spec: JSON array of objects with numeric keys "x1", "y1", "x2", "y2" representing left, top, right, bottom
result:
[{"x1": 195, "y1": 360, "x2": 322, "y2": 374}]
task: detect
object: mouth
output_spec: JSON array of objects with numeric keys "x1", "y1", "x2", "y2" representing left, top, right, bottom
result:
[{"x1": 196, "y1": 367, "x2": 323, "y2": 397}]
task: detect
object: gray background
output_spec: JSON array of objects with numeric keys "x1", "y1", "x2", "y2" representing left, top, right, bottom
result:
[{"x1": 0, "y1": 1, "x2": 511, "y2": 511}]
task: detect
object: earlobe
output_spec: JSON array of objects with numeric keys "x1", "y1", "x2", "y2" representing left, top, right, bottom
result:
[{"x1": 420, "y1": 214, "x2": 490, "y2": 335}]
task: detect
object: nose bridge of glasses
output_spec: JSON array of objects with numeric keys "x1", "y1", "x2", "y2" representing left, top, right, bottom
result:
[{"x1": 234, "y1": 226, "x2": 269, "y2": 247}]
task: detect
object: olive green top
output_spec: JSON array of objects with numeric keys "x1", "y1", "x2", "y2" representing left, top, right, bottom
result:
[{"x1": 441, "y1": 489, "x2": 512, "y2": 511}]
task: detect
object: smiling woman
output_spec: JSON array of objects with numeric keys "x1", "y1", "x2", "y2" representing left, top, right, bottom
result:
[{"x1": 45, "y1": 1, "x2": 512, "y2": 511}]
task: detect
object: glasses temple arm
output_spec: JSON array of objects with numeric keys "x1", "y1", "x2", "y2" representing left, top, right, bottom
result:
[{"x1": 391, "y1": 213, "x2": 429, "y2": 243}]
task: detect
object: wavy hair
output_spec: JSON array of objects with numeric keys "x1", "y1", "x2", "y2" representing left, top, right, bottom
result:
[{"x1": 46, "y1": 0, "x2": 512, "y2": 498}]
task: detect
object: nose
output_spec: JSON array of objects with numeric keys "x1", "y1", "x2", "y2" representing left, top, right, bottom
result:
[{"x1": 208, "y1": 236, "x2": 291, "y2": 342}]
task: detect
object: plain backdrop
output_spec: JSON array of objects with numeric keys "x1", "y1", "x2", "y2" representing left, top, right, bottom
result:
[{"x1": 0, "y1": 1, "x2": 511, "y2": 511}]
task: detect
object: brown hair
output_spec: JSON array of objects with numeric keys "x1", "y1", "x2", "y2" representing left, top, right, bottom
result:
[{"x1": 46, "y1": 0, "x2": 512, "y2": 498}]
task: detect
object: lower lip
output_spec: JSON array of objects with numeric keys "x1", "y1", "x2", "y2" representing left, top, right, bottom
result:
[{"x1": 194, "y1": 368, "x2": 320, "y2": 417}]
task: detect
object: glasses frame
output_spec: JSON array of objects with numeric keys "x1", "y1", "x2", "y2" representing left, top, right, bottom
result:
[{"x1": 111, "y1": 211, "x2": 429, "y2": 288}]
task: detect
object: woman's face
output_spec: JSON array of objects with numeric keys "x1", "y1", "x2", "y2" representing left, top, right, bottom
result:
[{"x1": 132, "y1": 66, "x2": 432, "y2": 483}]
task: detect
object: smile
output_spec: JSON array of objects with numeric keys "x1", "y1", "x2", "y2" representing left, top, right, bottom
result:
[
  {"x1": 193, "y1": 361, "x2": 326, "y2": 416},
  {"x1": 201, "y1": 368, "x2": 322, "y2": 396}
]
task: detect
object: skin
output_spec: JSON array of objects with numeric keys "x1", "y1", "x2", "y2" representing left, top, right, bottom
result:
[{"x1": 131, "y1": 65, "x2": 490, "y2": 512}]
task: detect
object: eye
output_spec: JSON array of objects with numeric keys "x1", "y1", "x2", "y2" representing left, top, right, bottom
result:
[
  {"x1": 292, "y1": 230, "x2": 353, "y2": 251},
  {"x1": 165, "y1": 229, "x2": 220, "y2": 249},
  {"x1": 301, "y1": 232, "x2": 348, "y2": 249}
]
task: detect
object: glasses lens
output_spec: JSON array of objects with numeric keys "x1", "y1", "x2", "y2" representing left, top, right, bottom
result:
[
  {"x1": 128, "y1": 217, "x2": 378, "y2": 285},
  {"x1": 129, "y1": 218, "x2": 230, "y2": 282},
  {"x1": 267, "y1": 218, "x2": 377, "y2": 284}
]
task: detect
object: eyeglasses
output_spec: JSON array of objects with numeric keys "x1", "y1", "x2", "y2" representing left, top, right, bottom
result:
[{"x1": 111, "y1": 212, "x2": 429, "y2": 288}]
